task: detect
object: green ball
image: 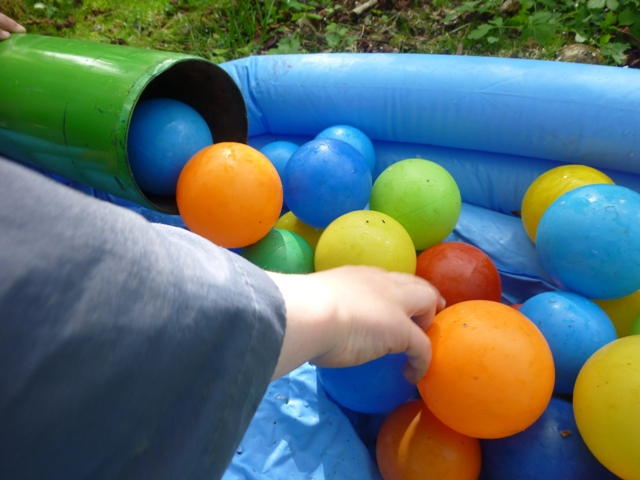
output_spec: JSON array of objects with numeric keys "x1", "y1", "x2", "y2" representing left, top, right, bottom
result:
[
  {"x1": 241, "y1": 228, "x2": 315, "y2": 274},
  {"x1": 630, "y1": 311, "x2": 640, "y2": 335},
  {"x1": 369, "y1": 159, "x2": 461, "y2": 250}
]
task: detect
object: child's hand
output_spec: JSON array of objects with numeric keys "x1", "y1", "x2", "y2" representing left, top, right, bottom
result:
[
  {"x1": 268, "y1": 265, "x2": 445, "y2": 384},
  {"x1": 0, "y1": 13, "x2": 26, "y2": 41}
]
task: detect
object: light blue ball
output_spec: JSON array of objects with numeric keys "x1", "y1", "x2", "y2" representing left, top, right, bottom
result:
[
  {"x1": 519, "y1": 291, "x2": 617, "y2": 394},
  {"x1": 259, "y1": 141, "x2": 299, "y2": 181},
  {"x1": 316, "y1": 125, "x2": 376, "y2": 173},
  {"x1": 536, "y1": 184, "x2": 640, "y2": 299},
  {"x1": 316, "y1": 353, "x2": 416, "y2": 414},
  {"x1": 128, "y1": 98, "x2": 213, "y2": 196}
]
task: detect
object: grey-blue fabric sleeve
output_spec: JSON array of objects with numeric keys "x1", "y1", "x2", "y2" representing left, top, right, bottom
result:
[{"x1": 0, "y1": 158, "x2": 287, "y2": 480}]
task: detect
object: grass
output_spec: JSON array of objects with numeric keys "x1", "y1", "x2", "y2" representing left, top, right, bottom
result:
[{"x1": 5, "y1": 0, "x2": 640, "y2": 67}]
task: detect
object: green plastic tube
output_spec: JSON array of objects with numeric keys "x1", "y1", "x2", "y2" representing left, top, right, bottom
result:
[{"x1": 0, "y1": 34, "x2": 248, "y2": 213}]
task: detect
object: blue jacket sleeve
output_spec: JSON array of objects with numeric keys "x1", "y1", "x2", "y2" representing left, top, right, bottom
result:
[{"x1": 0, "y1": 158, "x2": 287, "y2": 480}]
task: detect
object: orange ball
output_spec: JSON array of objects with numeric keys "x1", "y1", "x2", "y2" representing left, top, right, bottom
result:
[
  {"x1": 418, "y1": 300, "x2": 554, "y2": 439},
  {"x1": 176, "y1": 142, "x2": 283, "y2": 248},
  {"x1": 376, "y1": 400, "x2": 481, "y2": 480}
]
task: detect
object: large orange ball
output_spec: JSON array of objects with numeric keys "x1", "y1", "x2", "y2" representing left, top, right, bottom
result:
[
  {"x1": 176, "y1": 142, "x2": 283, "y2": 248},
  {"x1": 376, "y1": 400, "x2": 482, "y2": 480},
  {"x1": 418, "y1": 300, "x2": 555, "y2": 439}
]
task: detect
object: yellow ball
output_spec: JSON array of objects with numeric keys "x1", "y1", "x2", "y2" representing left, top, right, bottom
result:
[
  {"x1": 274, "y1": 211, "x2": 324, "y2": 250},
  {"x1": 315, "y1": 210, "x2": 416, "y2": 274},
  {"x1": 594, "y1": 290, "x2": 640, "y2": 338},
  {"x1": 574, "y1": 336, "x2": 640, "y2": 480},
  {"x1": 521, "y1": 165, "x2": 614, "y2": 242}
]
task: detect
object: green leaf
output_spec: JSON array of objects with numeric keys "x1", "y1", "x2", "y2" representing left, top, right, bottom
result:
[
  {"x1": 443, "y1": 12, "x2": 459, "y2": 22},
  {"x1": 618, "y1": 7, "x2": 640, "y2": 25},
  {"x1": 587, "y1": 0, "x2": 605, "y2": 9},
  {"x1": 606, "y1": 0, "x2": 619, "y2": 10},
  {"x1": 599, "y1": 32, "x2": 611, "y2": 45},
  {"x1": 444, "y1": 0, "x2": 481, "y2": 22},
  {"x1": 326, "y1": 32, "x2": 340, "y2": 47},
  {"x1": 468, "y1": 24, "x2": 494, "y2": 40},
  {"x1": 601, "y1": 10, "x2": 617, "y2": 28},
  {"x1": 600, "y1": 41, "x2": 629, "y2": 64},
  {"x1": 281, "y1": 0, "x2": 312, "y2": 12},
  {"x1": 489, "y1": 17, "x2": 503, "y2": 27},
  {"x1": 529, "y1": 11, "x2": 561, "y2": 24},
  {"x1": 521, "y1": 22, "x2": 558, "y2": 44},
  {"x1": 575, "y1": 32, "x2": 587, "y2": 43},
  {"x1": 268, "y1": 35, "x2": 302, "y2": 54},
  {"x1": 487, "y1": 36, "x2": 499, "y2": 43}
]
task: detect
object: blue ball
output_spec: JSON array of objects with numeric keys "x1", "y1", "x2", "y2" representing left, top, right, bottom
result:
[
  {"x1": 283, "y1": 138, "x2": 372, "y2": 228},
  {"x1": 519, "y1": 291, "x2": 617, "y2": 394},
  {"x1": 536, "y1": 184, "x2": 640, "y2": 299},
  {"x1": 315, "y1": 125, "x2": 376, "y2": 173},
  {"x1": 259, "y1": 141, "x2": 299, "y2": 181},
  {"x1": 480, "y1": 397, "x2": 617, "y2": 480},
  {"x1": 316, "y1": 353, "x2": 416, "y2": 414},
  {"x1": 128, "y1": 98, "x2": 213, "y2": 196}
]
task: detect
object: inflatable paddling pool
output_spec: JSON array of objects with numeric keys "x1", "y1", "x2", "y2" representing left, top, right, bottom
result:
[
  {"x1": 3, "y1": 41, "x2": 639, "y2": 477},
  {"x1": 215, "y1": 54, "x2": 639, "y2": 479}
]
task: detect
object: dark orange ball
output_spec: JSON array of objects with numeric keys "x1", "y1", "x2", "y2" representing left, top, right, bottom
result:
[
  {"x1": 176, "y1": 142, "x2": 283, "y2": 248},
  {"x1": 376, "y1": 399, "x2": 482, "y2": 480},
  {"x1": 416, "y1": 242, "x2": 502, "y2": 306}
]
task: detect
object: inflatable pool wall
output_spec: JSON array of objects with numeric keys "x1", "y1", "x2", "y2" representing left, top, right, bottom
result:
[
  {"x1": 221, "y1": 53, "x2": 640, "y2": 306},
  {"x1": 0, "y1": 34, "x2": 247, "y2": 213}
]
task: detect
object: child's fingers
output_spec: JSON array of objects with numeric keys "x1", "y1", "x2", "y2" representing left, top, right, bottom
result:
[
  {"x1": 401, "y1": 323, "x2": 432, "y2": 384},
  {"x1": 0, "y1": 14, "x2": 26, "y2": 37},
  {"x1": 393, "y1": 276, "x2": 444, "y2": 331}
]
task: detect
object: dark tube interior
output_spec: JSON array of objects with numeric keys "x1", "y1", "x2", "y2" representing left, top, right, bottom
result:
[{"x1": 132, "y1": 59, "x2": 248, "y2": 214}]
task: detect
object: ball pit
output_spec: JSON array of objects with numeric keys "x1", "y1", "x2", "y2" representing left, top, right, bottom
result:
[
  {"x1": 15, "y1": 49, "x2": 640, "y2": 480},
  {"x1": 141, "y1": 55, "x2": 640, "y2": 479}
]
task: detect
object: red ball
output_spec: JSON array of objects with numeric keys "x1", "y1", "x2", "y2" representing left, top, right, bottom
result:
[{"x1": 415, "y1": 242, "x2": 501, "y2": 306}]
